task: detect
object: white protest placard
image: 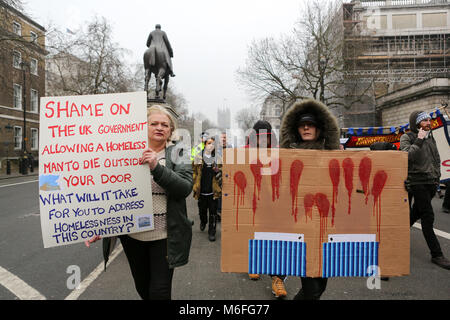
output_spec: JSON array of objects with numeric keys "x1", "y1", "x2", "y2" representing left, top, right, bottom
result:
[{"x1": 39, "y1": 91, "x2": 153, "y2": 248}]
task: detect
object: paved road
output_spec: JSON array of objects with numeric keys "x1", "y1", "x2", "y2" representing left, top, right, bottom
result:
[{"x1": 1, "y1": 175, "x2": 449, "y2": 300}]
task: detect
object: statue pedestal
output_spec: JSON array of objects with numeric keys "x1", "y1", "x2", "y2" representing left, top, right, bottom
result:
[{"x1": 147, "y1": 100, "x2": 180, "y2": 120}]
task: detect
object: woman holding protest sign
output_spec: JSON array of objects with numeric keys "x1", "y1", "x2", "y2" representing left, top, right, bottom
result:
[
  {"x1": 88, "y1": 105, "x2": 193, "y2": 300},
  {"x1": 280, "y1": 99, "x2": 340, "y2": 300}
]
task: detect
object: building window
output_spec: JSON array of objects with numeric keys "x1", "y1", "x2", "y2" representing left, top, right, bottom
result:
[
  {"x1": 30, "y1": 31, "x2": 38, "y2": 43},
  {"x1": 14, "y1": 126, "x2": 22, "y2": 150},
  {"x1": 422, "y1": 13, "x2": 447, "y2": 28},
  {"x1": 31, "y1": 129, "x2": 39, "y2": 150},
  {"x1": 30, "y1": 58, "x2": 38, "y2": 75},
  {"x1": 392, "y1": 14, "x2": 417, "y2": 30},
  {"x1": 13, "y1": 50, "x2": 21, "y2": 69},
  {"x1": 31, "y1": 89, "x2": 39, "y2": 112},
  {"x1": 13, "y1": 21, "x2": 22, "y2": 36},
  {"x1": 13, "y1": 84, "x2": 22, "y2": 109}
]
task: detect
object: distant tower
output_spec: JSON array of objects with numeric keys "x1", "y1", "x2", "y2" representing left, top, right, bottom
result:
[{"x1": 217, "y1": 106, "x2": 231, "y2": 130}]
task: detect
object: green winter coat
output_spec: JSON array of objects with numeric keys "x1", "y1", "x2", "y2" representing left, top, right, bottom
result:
[{"x1": 103, "y1": 142, "x2": 193, "y2": 269}]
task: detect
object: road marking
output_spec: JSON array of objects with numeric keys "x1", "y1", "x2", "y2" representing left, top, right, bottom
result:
[
  {"x1": 0, "y1": 180, "x2": 39, "y2": 189},
  {"x1": 65, "y1": 244, "x2": 123, "y2": 300},
  {"x1": 0, "y1": 266, "x2": 46, "y2": 300},
  {"x1": 413, "y1": 223, "x2": 450, "y2": 240}
]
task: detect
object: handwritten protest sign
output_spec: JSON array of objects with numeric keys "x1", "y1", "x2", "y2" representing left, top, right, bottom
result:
[{"x1": 39, "y1": 92, "x2": 153, "y2": 248}]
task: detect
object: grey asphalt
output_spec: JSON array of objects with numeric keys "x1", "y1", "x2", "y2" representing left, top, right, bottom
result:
[{"x1": 1, "y1": 175, "x2": 450, "y2": 300}]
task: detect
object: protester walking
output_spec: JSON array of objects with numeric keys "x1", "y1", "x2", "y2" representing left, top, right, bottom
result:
[
  {"x1": 88, "y1": 105, "x2": 193, "y2": 300},
  {"x1": 216, "y1": 131, "x2": 232, "y2": 223},
  {"x1": 280, "y1": 99, "x2": 341, "y2": 300},
  {"x1": 193, "y1": 137, "x2": 222, "y2": 242},
  {"x1": 400, "y1": 110, "x2": 450, "y2": 270},
  {"x1": 244, "y1": 120, "x2": 288, "y2": 299}
]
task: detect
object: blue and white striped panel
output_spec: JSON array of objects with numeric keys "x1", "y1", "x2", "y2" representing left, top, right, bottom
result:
[
  {"x1": 322, "y1": 242, "x2": 379, "y2": 278},
  {"x1": 248, "y1": 240, "x2": 306, "y2": 277}
]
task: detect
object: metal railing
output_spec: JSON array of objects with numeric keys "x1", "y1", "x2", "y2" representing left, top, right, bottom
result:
[{"x1": 358, "y1": 0, "x2": 443, "y2": 7}]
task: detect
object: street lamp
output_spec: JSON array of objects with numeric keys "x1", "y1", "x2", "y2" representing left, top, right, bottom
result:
[{"x1": 20, "y1": 61, "x2": 29, "y2": 175}]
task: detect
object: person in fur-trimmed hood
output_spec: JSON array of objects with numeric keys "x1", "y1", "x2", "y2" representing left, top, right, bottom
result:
[
  {"x1": 280, "y1": 99, "x2": 340, "y2": 300},
  {"x1": 280, "y1": 99, "x2": 340, "y2": 150}
]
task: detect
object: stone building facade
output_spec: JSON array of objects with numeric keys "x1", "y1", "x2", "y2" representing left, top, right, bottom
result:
[
  {"x1": 342, "y1": 0, "x2": 450, "y2": 127},
  {"x1": 377, "y1": 77, "x2": 449, "y2": 126},
  {"x1": 0, "y1": 2, "x2": 46, "y2": 174}
]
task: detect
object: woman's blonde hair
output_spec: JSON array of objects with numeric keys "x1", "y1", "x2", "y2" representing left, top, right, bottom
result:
[{"x1": 147, "y1": 105, "x2": 177, "y2": 142}]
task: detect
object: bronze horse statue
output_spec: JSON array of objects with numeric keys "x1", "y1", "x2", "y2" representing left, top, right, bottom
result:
[{"x1": 144, "y1": 48, "x2": 170, "y2": 101}]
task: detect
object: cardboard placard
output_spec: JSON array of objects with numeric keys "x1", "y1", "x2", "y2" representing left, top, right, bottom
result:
[
  {"x1": 39, "y1": 92, "x2": 153, "y2": 248},
  {"x1": 221, "y1": 148, "x2": 410, "y2": 278}
]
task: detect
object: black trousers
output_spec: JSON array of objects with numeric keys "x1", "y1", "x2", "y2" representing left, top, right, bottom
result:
[
  {"x1": 198, "y1": 194, "x2": 217, "y2": 235},
  {"x1": 443, "y1": 182, "x2": 450, "y2": 210},
  {"x1": 294, "y1": 277, "x2": 328, "y2": 300},
  {"x1": 409, "y1": 184, "x2": 443, "y2": 258},
  {"x1": 119, "y1": 236, "x2": 174, "y2": 300}
]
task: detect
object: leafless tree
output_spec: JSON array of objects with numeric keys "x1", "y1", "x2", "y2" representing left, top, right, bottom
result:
[
  {"x1": 237, "y1": 0, "x2": 371, "y2": 111},
  {"x1": 46, "y1": 16, "x2": 138, "y2": 96},
  {"x1": 235, "y1": 106, "x2": 261, "y2": 131}
]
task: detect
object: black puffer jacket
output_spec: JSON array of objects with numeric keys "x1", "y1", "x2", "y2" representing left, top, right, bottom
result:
[
  {"x1": 280, "y1": 99, "x2": 340, "y2": 150},
  {"x1": 400, "y1": 111, "x2": 441, "y2": 186}
]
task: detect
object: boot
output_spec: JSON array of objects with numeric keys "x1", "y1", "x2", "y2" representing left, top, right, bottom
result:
[
  {"x1": 271, "y1": 276, "x2": 287, "y2": 299},
  {"x1": 431, "y1": 256, "x2": 450, "y2": 270},
  {"x1": 249, "y1": 274, "x2": 260, "y2": 280}
]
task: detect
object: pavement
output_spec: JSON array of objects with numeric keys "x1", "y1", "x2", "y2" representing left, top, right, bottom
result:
[
  {"x1": 1, "y1": 174, "x2": 450, "y2": 302},
  {"x1": 76, "y1": 185, "x2": 450, "y2": 301},
  {"x1": 0, "y1": 171, "x2": 38, "y2": 181}
]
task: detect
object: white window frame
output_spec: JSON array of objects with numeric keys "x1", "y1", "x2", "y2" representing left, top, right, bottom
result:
[
  {"x1": 13, "y1": 83, "x2": 22, "y2": 110},
  {"x1": 30, "y1": 58, "x2": 38, "y2": 75},
  {"x1": 30, "y1": 89, "x2": 39, "y2": 113},
  {"x1": 13, "y1": 21, "x2": 22, "y2": 36},
  {"x1": 31, "y1": 128, "x2": 39, "y2": 150},
  {"x1": 14, "y1": 126, "x2": 22, "y2": 150},
  {"x1": 30, "y1": 31, "x2": 38, "y2": 43},
  {"x1": 13, "y1": 50, "x2": 22, "y2": 69}
]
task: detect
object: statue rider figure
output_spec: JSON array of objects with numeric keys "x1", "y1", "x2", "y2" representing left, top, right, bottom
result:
[{"x1": 146, "y1": 24, "x2": 175, "y2": 77}]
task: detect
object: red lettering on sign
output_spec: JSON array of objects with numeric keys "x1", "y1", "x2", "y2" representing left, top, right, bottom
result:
[
  {"x1": 101, "y1": 174, "x2": 132, "y2": 185},
  {"x1": 63, "y1": 175, "x2": 95, "y2": 188},
  {"x1": 44, "y1": 101, "x2": 104, "y2": 118},
  {"x1": 443, "y1": 160, "x2": 450, "y2": 172}
]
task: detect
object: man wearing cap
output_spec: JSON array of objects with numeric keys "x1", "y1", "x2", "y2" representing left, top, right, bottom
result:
[{"x1": 400, "y1": 111, "x2": 450, "y2": 270}]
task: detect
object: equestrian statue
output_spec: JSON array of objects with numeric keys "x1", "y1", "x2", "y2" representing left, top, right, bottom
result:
[{"x1": 144, "y1": 24, "x2": 175, "y2": 101}]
